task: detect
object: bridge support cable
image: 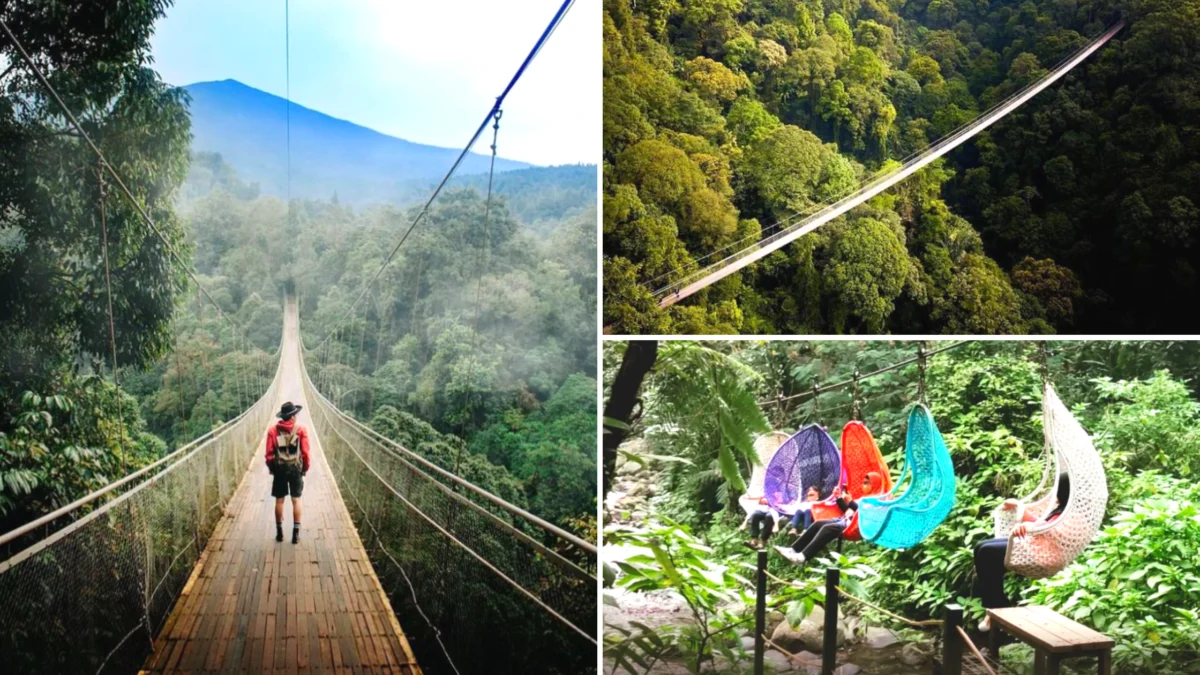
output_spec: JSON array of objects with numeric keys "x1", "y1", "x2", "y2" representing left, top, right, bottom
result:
[
  {"x1": 654, "y1": 21, "x2": 1125, "y2": 308},
  {"x1": 0, "y1": 17, "x2": 272, "y2": 358},
  {"x1": 0, "y1": 344, "x2": 285, "y2": 674},
  {"x1": 305, "y1": 0, "x2": 576, "y2": 355},
  {"x1": 454, "y1": 108, "x2": 502, "y2": 476},
  {"x1": 298, "y1": 349, "x2": 598, "y2": 674}
]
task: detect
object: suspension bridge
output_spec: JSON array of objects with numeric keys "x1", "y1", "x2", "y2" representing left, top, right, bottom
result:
[
  {"x1": 652, "y1": 21, "x2": 1125, "y2": 310},
  {"x1": 0, "y1": 0, "x2": 595, "y2": 672},
  {"x1": 0, "y1": 298, "x2": 596, "y2": 674}
]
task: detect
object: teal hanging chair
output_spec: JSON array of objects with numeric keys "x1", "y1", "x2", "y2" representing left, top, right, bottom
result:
[{"x1": 857, "y1": 404, "x2": 956, "y2": 549}]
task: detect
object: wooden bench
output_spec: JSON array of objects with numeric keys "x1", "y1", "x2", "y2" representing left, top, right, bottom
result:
[{"x1": 987, "y1": 606, "x2": 1114, "y2": 675}]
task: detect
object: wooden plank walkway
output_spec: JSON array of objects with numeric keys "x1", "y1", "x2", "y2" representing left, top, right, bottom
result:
[{"x1": 142, "y1": 312, "x2": 420, "y2": 674}]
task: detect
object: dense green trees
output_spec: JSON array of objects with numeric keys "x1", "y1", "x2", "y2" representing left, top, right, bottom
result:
[
  {"x1": 604, "y1": 0, "x2": 1197, "y2": 333},
  {"x1": 204, "y1": 155, "x2": 600, "y2": 534},
  {"x1": 606, "y1": 340, "x2": 1200, "y2": 672},
  {"x1": 0, "y1": 0, "x2": 194, "y2": 531}
]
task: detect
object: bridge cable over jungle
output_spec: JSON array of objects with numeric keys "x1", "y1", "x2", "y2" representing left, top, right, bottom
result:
[
  {"x1": 0, "y1": 0, "x2": 595, "y2": 673},
  {"x1": 649, "y1": 21, "x2": 1125, "y2": 310}
]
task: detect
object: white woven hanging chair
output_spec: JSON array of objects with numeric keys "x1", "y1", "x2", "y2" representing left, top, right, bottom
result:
[
  {"x1": 992, "y1": 414, "x2": 1060, "y2": 538},
  {"x1": 739, "y1": 431, "x2": 790, "y2": 516},
  {"x1": 1002, "y1": 383, "x2": 1108, "y2": 579}
]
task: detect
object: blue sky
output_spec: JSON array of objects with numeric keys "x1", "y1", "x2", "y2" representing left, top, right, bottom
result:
[{"x1": 150, "y1": 0, "x2": 598, "y2": 167}]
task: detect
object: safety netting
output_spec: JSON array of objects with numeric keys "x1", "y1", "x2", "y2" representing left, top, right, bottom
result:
[
  {"x1": 0, "y1": 351, "x2": 282, "y2": 674},
  {"x1": 301, "y1": 354, "x2": 597, "y2": 675}
]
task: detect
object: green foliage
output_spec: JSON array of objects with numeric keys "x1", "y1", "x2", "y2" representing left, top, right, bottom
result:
[
  {"x1": 612, "y1": 340, "x2": 1200, "y2": 672},
  {"x1": 643, "y1": 342, "x2": 770, "y2": 508},
  {"x1": 1089, "y1": 372, "x2": 1200, "y2": 479},
  {"x1": 0, "y1": 377, "x2": 164, "y2": 529},
  {"x1": 1026, "y1": 474, "x2": 1200, "y2": 673},
  {"x1": 603, "y1": 0, "x2": 1186, "y2": 334},
  {"x1": 605, "y1": 521, "x2": 753, "y2": 674}
]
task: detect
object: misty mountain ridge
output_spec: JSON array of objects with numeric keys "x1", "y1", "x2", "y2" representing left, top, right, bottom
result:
[{"x1": 183, "y1": 79, "x2": 540, "y2": 207}]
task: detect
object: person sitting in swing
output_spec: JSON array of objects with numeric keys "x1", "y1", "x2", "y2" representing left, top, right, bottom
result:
[
  {"x1": 786, "y1": 485, "x2": 823, "y2": 536},
  {"x1": 739, "y1": 497, "x2": 780, "y2": 549},
  {"x1": 973, "y1": 473, "x2": 1070, "y2": 632},
  {"x1": 775, "y1": 472, "x2": 884, "y2": 565}
]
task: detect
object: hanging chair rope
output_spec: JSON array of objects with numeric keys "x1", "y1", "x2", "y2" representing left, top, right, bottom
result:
[
  {"x1": 850, "y1": 369, "x2": 861, "y2": 421},
  {"x1": 760, "y1": 341, "x2": 972, "y2": 408},
  {"x1": 915, "y1": 341, "x2": 928, "y2": 406}
]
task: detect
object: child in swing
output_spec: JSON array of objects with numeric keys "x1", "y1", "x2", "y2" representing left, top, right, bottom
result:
[
  {"x1": 739, "y1": 497, "x2": 780, "y2": 549},
  {"x1": 974, "y1": 473, "x2": 1070, "y2": 631},
  {"x1": 775, "y1": 472, "x2": 884, "y2": 565},
  {"x1": 786, "y1": 485, "x2": 823, "y2": 536}
]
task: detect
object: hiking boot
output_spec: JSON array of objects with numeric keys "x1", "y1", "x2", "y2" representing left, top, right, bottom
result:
[
  {"x1": 292, "y1": 529, "x2": 300, "y2": 545},
  {"x1": 275, "y1": 526, "x2": 283, "y2": 542}
]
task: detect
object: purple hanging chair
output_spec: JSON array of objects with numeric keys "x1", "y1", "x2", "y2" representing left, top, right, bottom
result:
[{"x1": 764, "y1": 424, "x2": 842, "y2": 516}]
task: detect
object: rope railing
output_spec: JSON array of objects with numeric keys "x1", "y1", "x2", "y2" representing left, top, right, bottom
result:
[
  {"x1": 299, "y1": 353, "x2": 597, "y2": 675},
  {"x1": 0, "y1": 343, "x2": 284, "y2": 674}
]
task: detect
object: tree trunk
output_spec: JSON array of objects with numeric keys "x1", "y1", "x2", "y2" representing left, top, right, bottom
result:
[{"x1": 602, "y1": 340, "x2": 658, "y2": 498}]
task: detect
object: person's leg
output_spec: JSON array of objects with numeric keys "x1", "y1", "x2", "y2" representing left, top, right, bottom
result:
[
  {"x1": 797, "y1": 521, "x2": 846, "y2": 560},
  {"x1": 748, "y1": 512, "x2": 765, "y2": 543},
  {"x1": 790, "y1": 511, "x2": 804, "y2": 532},
  {"x1": 791, "y1": 518, "x2": 836, "y2": 552},
  {"x1": 274, "y1": 497, "x2": 285, "y2": 541},
  {"x1": 290, "y1": 472, "x2": 304, "y2": 544},
  {"x1": 761, "y1": 515, "x2": 775, "y2": 541},
  {"x1": 802, "y1": 510, "x2": 814, "y2": 530},
  {"x1": 973, "y1": 538, "x2": 1011, "y2": 610}
]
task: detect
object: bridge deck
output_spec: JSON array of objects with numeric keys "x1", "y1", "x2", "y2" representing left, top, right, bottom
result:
[{"x1": 143, "y1": 309, "x2": 419, "y2": 674}]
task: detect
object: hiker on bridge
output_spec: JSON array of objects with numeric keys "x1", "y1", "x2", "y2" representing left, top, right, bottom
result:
[{"x1": 266, "y1": 401, "x2": 311, "y2": 544}]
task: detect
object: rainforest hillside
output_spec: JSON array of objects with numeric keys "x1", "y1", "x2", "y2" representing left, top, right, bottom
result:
[{"x1": 602, "y1": 0, "x2": 1200, "y2": 334}]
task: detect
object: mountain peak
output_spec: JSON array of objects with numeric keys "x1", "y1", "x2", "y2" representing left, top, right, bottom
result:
[{"x1": 182, "y1": 79, "x2": 531, "y2": 206}]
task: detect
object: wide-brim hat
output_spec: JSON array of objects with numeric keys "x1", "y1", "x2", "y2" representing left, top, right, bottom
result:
[{"x1": 277, "y1": 401, "x2": 303, "y2": 419}]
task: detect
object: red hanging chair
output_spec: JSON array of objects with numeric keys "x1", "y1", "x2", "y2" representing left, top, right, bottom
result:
[{"x1": 810, "y1": 420, "x2": 893, "y2": 540}]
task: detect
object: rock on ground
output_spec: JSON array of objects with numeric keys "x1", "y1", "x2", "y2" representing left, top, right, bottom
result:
[
  {"x1": 899, "y1": 642, "x2": 930, "y2": 666},
  {"x1": 865, "y1": 626, "x2": 900, "y2": 649}
]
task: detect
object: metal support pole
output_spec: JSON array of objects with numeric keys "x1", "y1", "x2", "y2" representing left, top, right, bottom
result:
[
  {"x1": 822, "y1": 567, "x2": 840, "y2": 675},
  {"x1": 754, "y1": 550, "x2": 767, "y2": 675},
  {"x1": 943, "y1": 603, "x2": 963, "y2": 675}
]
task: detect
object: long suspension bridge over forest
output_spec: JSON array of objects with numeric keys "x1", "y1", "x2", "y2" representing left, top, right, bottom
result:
[
  {"x1": 649, "y1": 20, "x2": 1125, "y2": 310},
  {"x1": 0, "y1": 0, "x2": 595, "y2": 673}
]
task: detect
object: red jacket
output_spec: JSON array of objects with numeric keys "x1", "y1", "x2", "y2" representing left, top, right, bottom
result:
[{"x1": 266, "y1": 418, "x2": 310, "y2": 473}]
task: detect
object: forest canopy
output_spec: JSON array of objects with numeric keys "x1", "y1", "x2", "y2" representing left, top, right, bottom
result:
[
  {"x1": 0, "y1": 0, "x2": 599, "y2": 540},
  {"x1": 602, "y1": 0, "x2": 1200, "y2": 334}
]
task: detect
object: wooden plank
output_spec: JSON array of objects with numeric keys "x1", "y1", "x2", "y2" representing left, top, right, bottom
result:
[
  {"x1": 989, "y1": 606, "x2": 1114, "y2": 653},
  {"x1": 140, "y1": 347, "x2": 421, "y2": 674}
]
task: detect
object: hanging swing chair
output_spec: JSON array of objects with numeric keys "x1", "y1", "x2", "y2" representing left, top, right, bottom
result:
[
  {"x1": 763, "y1": 424, "x2": 842, "y2": 516},
  {"x1": 857, "y1": 404, "x2": 957, "y2": 549},
  {"x1": 738, "y1": 431, "x2": 791, "y2": 516},
  {"x1": 810, "y1": 420, "x2": 894, "y2": 540},
  {"x1": 996, "y1": 383, "x2": 1108, "y2": 578}
]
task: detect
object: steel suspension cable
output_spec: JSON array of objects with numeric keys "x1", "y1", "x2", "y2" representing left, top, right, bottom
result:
[
  {"x1": 642, "y1": 22, "x2": 1116, "y2": 295},
  {"x1": 453, "y1": 109, "x2": 502, "y2": 475},
  {"x1": 653, "y1": 22, "x2": 1124, "y2": 304},
  {"x1": 0, "y1": 17, "x2": 268, "y2": 355},
  {"x1": 758, "y1": 340, "x2": 974, "y2": 408},
  {"x1": 97, "y1": 165, "x2": 129, "y2": 475},
  {"x1": 307, "y1": 0, "x2": 576, "y2": 353}
]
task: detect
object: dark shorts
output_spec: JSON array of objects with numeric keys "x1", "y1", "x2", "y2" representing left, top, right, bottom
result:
[{"x1": 271, "y1": 469, "x2": 304, "y2": 498}]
